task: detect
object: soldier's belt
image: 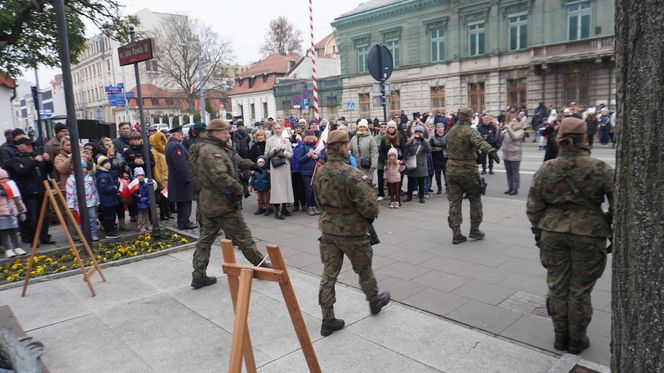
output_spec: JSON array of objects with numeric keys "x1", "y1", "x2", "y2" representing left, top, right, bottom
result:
[{"x1": 322, "y1": 206, "x2": 353, "y2": 214}]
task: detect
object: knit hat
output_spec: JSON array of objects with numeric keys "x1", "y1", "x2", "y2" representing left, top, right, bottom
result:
[
  {"x1": 387, "y1": 147, "x2": 398, "y2": 157},
  {"x1": 357, "y1": 119, "x2": 369, "y2": 128},
  {"x1": 386, "y1": 120, "x2": 398, "y2": 130},
  {"x1": 0, "y1": 168, "x2": 8, "y2": 179},
  {"x1": 257, "y1": 156, "x2": 266, "y2": 165},
  {"x1": 54, "y1": 122, "x2": 68, "y2": 134},
  {"x1": 414, "y1": 125, "x2": 425, "y2": 133},
  {"x1": 134, "y1": 167, "x2": 145, "y2": 177},
  {"x1": 97, "y1": 155, "x2": 111, "y2": 171}
]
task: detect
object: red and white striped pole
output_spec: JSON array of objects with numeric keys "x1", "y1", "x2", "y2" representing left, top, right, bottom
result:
[{"x1": 309, "y1": 0, "x2": 320, "y2": 122}]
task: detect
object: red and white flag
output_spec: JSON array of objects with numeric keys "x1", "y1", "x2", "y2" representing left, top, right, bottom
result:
[
  {"x1": 1, "y1": 181, "x2": 21, "y2": 198},
  {"x1": 160, "y1": 188, "x2": 168, "y2": 198},
  {"x1": 314, "y1": 124, "x2": 329, "y2": 155},
  {"x1": 127, "y1": 178, "x2": 140, "y2": 193}
]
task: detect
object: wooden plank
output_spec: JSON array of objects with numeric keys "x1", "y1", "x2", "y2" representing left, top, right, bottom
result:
[
  {"x1": 267, "y1": 245, "x2": 321, "y2": 373},
  {"x1": 21, "y1": 192, "x2": 49, "y2": 297},
  {"x1": 228, "y1": 269, "x2": 254, "y2": 373},
  {"x1": 227, "y1": 271, "x2": 257, "y2": 373},
  {"x1": 222, "y1": 264, "x2": 285, "y2": 283}
]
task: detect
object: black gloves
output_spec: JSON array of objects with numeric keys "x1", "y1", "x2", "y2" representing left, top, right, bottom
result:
[
  {"x1": 251, "y1": 164, "x2": 263, "y2": 173},
  {"x1": 490, "y1": 151, "x2": 501, "y2": 164},
  {"x1": 531, "y1": 227, "x2": 541, "y2": 248}
]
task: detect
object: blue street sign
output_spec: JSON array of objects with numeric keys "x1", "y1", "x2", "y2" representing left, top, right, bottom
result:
[
  {"x1": 302, "y1": 98, "x2": 309, "y2": 107},
  {"x1": 345, "y1": 100, "x2": 357, "y2": 111}
]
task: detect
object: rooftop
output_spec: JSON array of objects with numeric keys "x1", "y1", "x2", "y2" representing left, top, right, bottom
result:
[{"x1": 335, "y1": 0, "x2": 406, "y2": 19}]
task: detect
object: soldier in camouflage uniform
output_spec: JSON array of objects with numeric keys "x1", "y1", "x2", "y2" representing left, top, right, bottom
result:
[
  {"x1": 312, "y1": 130, "x2": 391, "y2": 336},
  {"x1": 446, "y1": 107, "x2": 500, "y2": 244},
  {"x1": 187, "y1": 123, "x2": 207, "y2": 230},
  {"x1": 189, "y1": 119, "x2": 268, "y2": 289},
  {"x1": 527, "y1": 117, "x2": 613, "y2": 355}
]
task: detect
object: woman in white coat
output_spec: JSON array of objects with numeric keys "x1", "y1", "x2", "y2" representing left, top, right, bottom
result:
[
  {"x1": 499, "y1": 117, "x2": 525, "y2": 195},
  {"x1": 265, "y1": 122, "x2": 295, "y2": 219}
]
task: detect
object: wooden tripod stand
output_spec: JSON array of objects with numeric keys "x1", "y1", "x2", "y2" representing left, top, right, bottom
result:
[
  {"x1": 220, "y1": 239, "x2": 321, "y2": 373},
  {"x1": 21, "y1": 179, "x2": 106, "y2": 297}
]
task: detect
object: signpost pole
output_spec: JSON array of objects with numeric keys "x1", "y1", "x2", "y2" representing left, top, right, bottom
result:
[
  {"x1": 377, "y1": 48, "x2": 388, "y2": 123},
  {"x1": 129, "y1": 27, "x2": 160, "y2": 232},
  {"x1": 54, "y1": 0, "x2": 91, "y2": 243}
]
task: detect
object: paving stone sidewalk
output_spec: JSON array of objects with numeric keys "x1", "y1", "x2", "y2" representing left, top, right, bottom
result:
[{"x1": 0, "y1": 242, "x2": 607, "y2": 373}]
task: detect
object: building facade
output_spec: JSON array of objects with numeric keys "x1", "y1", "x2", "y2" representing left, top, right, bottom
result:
[
  {"x1": 331, "y1": 0, "x2": 615, "y2": 119},
  {"x1": 229, "y1": 55, "x2": 300, "y2": 122}
]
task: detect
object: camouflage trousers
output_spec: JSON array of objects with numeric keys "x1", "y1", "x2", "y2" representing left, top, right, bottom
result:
[
  {"x1": 540, "y1": 231, "x2": 607, "y2": 338},
  {"x1": 192, "y1": 210, "x2": 264, "y2": 279},
  {"x1": 319, "y1": 233, "x2": 379, "y2": 320},
  {"x1": 446, "y1": 173, "x2": 483, "y2": 233}
]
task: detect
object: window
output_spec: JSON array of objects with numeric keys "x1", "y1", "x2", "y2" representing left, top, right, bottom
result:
[
  {"x1": 468, "y1": 82, "x2": 485, "y2": 114},
  {"x1": 357, "y1": 46, "x2": 368, "y2": 73},
  {"x1": 430, "y1": 86, "x2": 445, "y2": 113},
  {"x1": 508, "y1": 14, "x2": 528, "y2": 51},
  {"x1": 166, "y1": 98, "x2": 174, "y2": 106},
  {"x1": 327, "y1": 97, "x2": 337, "y2": 117},
  {"x1": 250, "y1": 103, "x2": 256, "y2": 119},
  {"x1": 430, "y1": 27, "x2": 445, "y2": 62},
  {"x1": 507, "y1": 79, "x2": 527, "y2": 109},
  {"x1": 151, "y1": 97, "x2": 160, "y2": 106},
  {"x1": 143, "y1": 98, "x2": 150, "y2": 106},
  {"x1": 358, "y1": 93, "x2": 370, "y2": 118},
  {"x1": 389, "y1": 90, "x2": 400, "y2": 112},
  {"x1": 263, "y1": 102, "x2": 268, "y2": 119},
  {"x1": 468, "y1": 22, "x2": 486, "y2": 56},
  {"x1": 282, "y1": 100, "x2": 291, "y2": 118},
  {"x1": 385, "y1": 39, "x2": 400, "y2": 67},
  {"x1": 106, "y1": 60, "x2": 111, "y2": 73},
  {"x1": 568, "y1": 1, "x2": 591, "y2": 41},
  {"x1": 565, "y1": 72, "x2": 589, "y2": 108}
]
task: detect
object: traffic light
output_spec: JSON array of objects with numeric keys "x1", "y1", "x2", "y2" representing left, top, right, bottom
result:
[{"x1": 30, "y1": 86, "x2": 40, "y2": 112}]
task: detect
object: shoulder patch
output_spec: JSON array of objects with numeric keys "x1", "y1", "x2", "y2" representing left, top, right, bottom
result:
[{"x1": 213, "y1": 153, "x2": 223, "y2": 159}]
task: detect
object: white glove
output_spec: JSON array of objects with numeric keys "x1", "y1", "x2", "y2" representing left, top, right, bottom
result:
[{"x1": 19, "y1": 214, "x2": 26, "y2": 222}]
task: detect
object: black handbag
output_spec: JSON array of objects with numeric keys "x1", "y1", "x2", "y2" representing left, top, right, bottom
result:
[{"x1": 270, "y1": 155, "x2": 286, "y2": 168}]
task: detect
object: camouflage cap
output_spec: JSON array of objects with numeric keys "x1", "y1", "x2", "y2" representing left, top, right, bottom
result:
[
  {"x1": 327, "y1": 130, "x2": 349, "y2": 145},
  {"x1": 459, "y1": 106, "x2": 473, "y2": 118},
  {"x1": 207, "y1": 119, "x2": 230, "y2": 132},
  {"x1": 556, "y1": 117, "x2": 586, "y2": 141}
]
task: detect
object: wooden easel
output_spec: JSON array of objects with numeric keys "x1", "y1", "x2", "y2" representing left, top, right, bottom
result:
[
  {"x1": 221, "y1": 239, "x2": 321, "y2": 373},
  {"x1": 21, "y1": 179, "x2": 106, "y2": 297}
]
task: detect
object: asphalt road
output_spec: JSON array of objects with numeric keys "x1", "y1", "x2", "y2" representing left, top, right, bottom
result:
[{"x1": 481, "y1": 143, "x2": 616, "y2": 202}]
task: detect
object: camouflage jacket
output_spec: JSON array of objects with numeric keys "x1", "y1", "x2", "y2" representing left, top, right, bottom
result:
[
  {"x1": 446, "y1": 120, "x2": 496, "y2": 175},
  {"x1": 527, "y1": 145, "x2": 614, "y2": 238},
  {"x1": 191, "y1": 137, "x2": 254, "y2": 216},
  {"x1": 312, "y1": 151, "x2": 378, "y2": 236}
]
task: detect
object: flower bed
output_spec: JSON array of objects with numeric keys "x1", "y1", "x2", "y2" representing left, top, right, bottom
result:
[{"x1": 0, "y1": 231, "x2": 194, "y2": 286}]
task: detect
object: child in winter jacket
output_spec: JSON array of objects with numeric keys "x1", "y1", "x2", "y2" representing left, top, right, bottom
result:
[
  {"x1": 297, "y1": 130, "x2": 320, "y2": 216},
  {"x1": 384, "y1": 147, "x2": 405, "y2": 208},
  {"x1": 132, "y1": 167, "x2": 151, "y2": 232},
  {"x1": 0, "y1": 168, "x2": 27, "y2": 258},
  {"x1": 95, "y1": 156, "x2": 122, "y2": 238},
  {"x1": 248, "y1": 156, "x2": 271, "y2": 216},
  {"x1": 65, "y1": 161, "x2": 100, "y2": 242}
]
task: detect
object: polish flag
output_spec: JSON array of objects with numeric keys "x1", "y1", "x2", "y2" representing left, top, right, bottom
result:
[
  {"x1": 1, "y1": 181, "x2": 21, "y2": 198},
  {"x1": 314, "y1": 124, "x2": 328, "y2": 155},
  {"x1": 160, "y1": 188, "x2": 168, "y2": 198},
  {"x1": 127, "y1": 178, "x2": 140, "y2": 193}
]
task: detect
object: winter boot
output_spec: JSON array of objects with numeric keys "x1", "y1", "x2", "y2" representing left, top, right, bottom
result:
[
  {"x1": 292, "y1": 204, "x2": 300, "y2": 212},
  {"x1": 282, "y1": 205, "x2": 291, "y2": 216},
  {"x1": 264, "y1": 207, "x2": 274, "y2": 216},
  {"x1": 567, "y1": 335, "x2": 590, "y2": 355},
  {"x1": 554, "y1": 333, "x2": 569, "y2": 351},
  {"x1": 275, "y1": 205, "x2": 285, "y2": 220},
  {"x1": 191, "y1": 275, "x2": 217, "y2": 289},
  {"x1": 370, "y1": 292, "x2": 391, "y2": 315},
  {"x1": 452, "y1": 229, "x2": 467, "y2": 244},
  {"x1": 469, "y1": 228, "x2": 485, "y2": 241},
  {"x1": 419, "y1": 197, "x2": 425, "y2": 204},
  {"x1": 254, "y1": 208, "x2": 266, "y2": 216},
  {"x1": 320, "y1": 318, "x2": 345, "y2": 336}
]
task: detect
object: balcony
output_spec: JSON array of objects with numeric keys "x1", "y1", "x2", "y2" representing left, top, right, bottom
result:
[{"x1": 530, "y1": 36, "x2": 615, "y2": 65}]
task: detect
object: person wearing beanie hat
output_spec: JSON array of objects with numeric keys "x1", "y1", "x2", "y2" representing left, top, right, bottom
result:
[
  {"x1": 384, "y1": 147, "x2": 405, "y2": 208},
  {"x1": 430, "y1": 122, "x2": 448, "y2": 195},
  {"x1": 0, "y1": 167, "x2": 28, "y2": 258},
  {"x1": 297, "y1": 128, "x2": 320, "y2": 216},
  {"x1": 131, "y1": 167, "x2": 151, "y2": 233},
  {"x1": 350, "y1": 118, "x2": 378, "y2": 181},
  {"x1": 404, "y1": 123, "x2": 431, "y2": 203},
  {"x1": 446, "y1": 105, "x2": 500, "y2": 244},
  {"x1": 94, "y1": 156, "x2": 121, "y2": 238},
  {"x1": 374, "y1": 121, "x2": 388, "y2": 201},
  {"x1": 378, "y1": 118, "x2": 406, "y2": 201},
  {"x1": 44, "y1": 123, "x2": 70, "y2": 172},
  {"x1": 312, "y1": 128, "x2": 391, "y2": 336},
  {"x1": 248, "y1": 156, "x2": 271, "y2": 216},
  {"x1": 65, "y1": 159, "x2": 100, "y2": 241},
  {"x1": 527, "y1": 116, "x2": 614, "y2": 355}
]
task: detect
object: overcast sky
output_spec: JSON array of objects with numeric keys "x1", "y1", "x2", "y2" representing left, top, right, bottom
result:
[{"x1": 21, "y1": 0, "x2": 363, "y2": 88}]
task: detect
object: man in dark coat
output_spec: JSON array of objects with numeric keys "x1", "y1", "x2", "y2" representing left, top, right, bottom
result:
[
  {"x1": 477, "y1": 115, "x2": 501, "y2": 174},
  {"x1": 166, "y1": 126, "x2": 196, "y2": 229},
  {"x1": 4, "y1": 138, "x2": 54, "y2": 244},
  {"x1": 113, "y1": 122, "x2": 133, "y2": 156}
]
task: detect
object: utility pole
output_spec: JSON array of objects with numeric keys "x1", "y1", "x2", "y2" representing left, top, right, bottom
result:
[
  {"x1": 198, "y1": 46, "x2": 205, "y2": 123},
  {"x1": 54, "y1": 0, "x2": 92, "y2": 243},
  {"x1": 129, "y1": 26, "x2": 160, "y2": 232},
  {"x1": 33, "y1": 69, "x2": 45, "y2": 140}
]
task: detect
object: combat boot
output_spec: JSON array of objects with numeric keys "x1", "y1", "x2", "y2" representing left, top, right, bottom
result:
[
  {"x1": 370, "y1": 292, "x2": 391, "y2": 315},
  {"x1": 469, "y1": 227, "x2": 485, "y2": 240},
  {"x1": 191, "y1": 275, "x2": 217, "y2": 289},
  {"x1": 452, "y1": 234, "x2": 467, "y2": 244},
  {"x1": 567, "y1": 335, "x2": 590, "y2": 355},
  {"x1": 320, "y1": 318, "x2": 345, "y2": 336},
  {"x1": 554, "y1": 333, "x2": 569, "y2": 351}
]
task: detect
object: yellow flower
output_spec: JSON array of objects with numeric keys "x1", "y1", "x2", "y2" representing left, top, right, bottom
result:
[
  {"x1": 180, "y1": 238, "x2": 189, "y2": 244},
  {"x1": 6, "y1": 275, "x2": 18, "y2": 282}
]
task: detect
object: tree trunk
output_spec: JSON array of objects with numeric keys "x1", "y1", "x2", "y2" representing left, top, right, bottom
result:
[{"x1": 612, "y1": 1, "x2": 664, "y2": 372}]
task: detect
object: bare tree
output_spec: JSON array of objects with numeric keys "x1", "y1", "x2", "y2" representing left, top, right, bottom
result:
[
  {"x1": 260, "y1": 16, "x2": 303, "y2": 57},
  {"x1": 612, "y1": 0, "x2": 664, "y2": 372},
  {"x1": 152, "y1": 15, "x2": 233, "y2": 115}
]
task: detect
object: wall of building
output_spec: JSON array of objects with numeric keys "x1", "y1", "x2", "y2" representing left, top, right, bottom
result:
[
  {"x1": 231, "y1": 91, "x2": 276, "y2": 122},
  {"x1": 0, "y1": 88, "x2": 15, "y2": 133}
]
